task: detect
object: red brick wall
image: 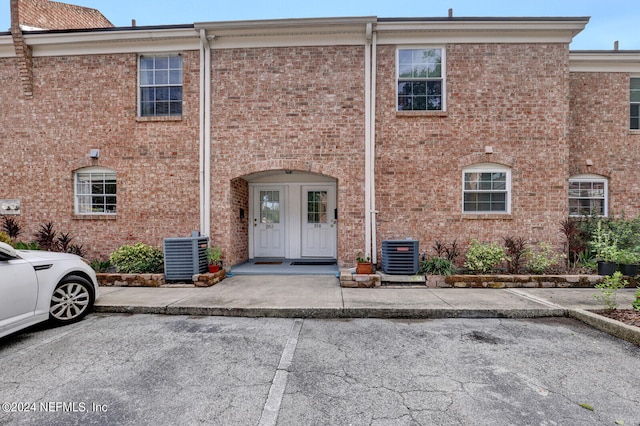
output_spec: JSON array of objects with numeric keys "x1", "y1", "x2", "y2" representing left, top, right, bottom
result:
[
  {"x1": 14, "y1": 0, "x2": 113, "y2": 30},
  {"x1": 375, "y1": 43, "x2": 571, "y2": 258},
  {"x1": 209, "y1": 46, "x2": 366, "y2": 266},
  {"x1": 569, "y1": 72, "x2": 640, "y2": 214},
  {"x1": 0, "y1": 51, "x2": 201, "y2": 260}
]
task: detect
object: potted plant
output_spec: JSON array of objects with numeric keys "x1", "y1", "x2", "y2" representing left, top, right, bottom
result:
[
  {"x1": 206, "y1": 246, "x2": 222, "y2": 273},
  {"x1": 591, "y1": 221, "x2": 619, "y2": 276},
  {"x1": 616, "y1": 249, "x2": 639, "y2": 277},
  {"x1": 355, "y1": 252, "x2": 373, "y2": 274}
]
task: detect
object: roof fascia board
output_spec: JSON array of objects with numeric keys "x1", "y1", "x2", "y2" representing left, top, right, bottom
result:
[
  {"x1": 198, "y1": 17, "x2": 374, "y2": 49},
  {"x1": 570, "y1": 52, "x2": 640, "y2": 72},
  {"x1": 375, "y1": 19, "x2": 588, "y2": 44},
  {"x1": 21, "y1": 28, "x2": 200, "y2": 56}
]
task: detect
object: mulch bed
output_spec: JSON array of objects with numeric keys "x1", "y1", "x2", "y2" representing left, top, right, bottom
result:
[{"x1": 596, "y1": 310, "x2": 640, "y2": 328}]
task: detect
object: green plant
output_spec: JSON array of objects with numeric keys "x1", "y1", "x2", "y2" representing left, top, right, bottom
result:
[
  {"x1": 503, "y1": 236, "x2": 527, "y2": 274},
  {"x1": 206, "y1": 246, "x2": 222, "y2": 265},
  {"x1": 0, "y1": 231, "x2": 11, "y2": 244},
  {"x1": 590, "y1": 221, "x2": 619, "y2": 263},
  {"x1": 419, "y1": 257, "x2": 456, "y2": 275},
  {"x1": 90, "y1": 259, "x2": 112, "y2": 273},
  {"x1": 615, "y1": 249, "x2": 639, "y2": 265},
  {"x1": 464, "y1": 240, "x2": 506, "y2": 274},
  {"x1": 525, "y1": 242, "x2": 561, "y2": 274},
  {"x1": 109, "y1": 243, "x2": 164, "y2": 274},
  {"x1": 13, "y1": 241, "x2": 40, "y2": 250},
  {"x1": 632, "y1": 287, "x2": 640, "y2": 312},
  {"x1": 356, "y1": 252, "x2": 370, "y2": 263},
  {"x1": 593, "y1": 271, "x2": 628, "y2": 310},
  {"x1": 1, "y1": 216, "x2": 23, "y2": 240}
]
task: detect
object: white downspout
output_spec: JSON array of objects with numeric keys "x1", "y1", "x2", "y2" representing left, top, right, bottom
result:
[
  {"x1": 364, "y1": 23, "x2": 373, "y2": 261},
  {"x1": 199, "y1": 29, "x2": 212, "y2": 238},
  {"x1": 370, "y1": 29, "x2": 378, "y2": 265}
]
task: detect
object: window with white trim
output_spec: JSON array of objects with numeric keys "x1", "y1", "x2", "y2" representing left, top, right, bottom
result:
[
  {"x1": 74, "y1": 167, "x2": 117, "y2": 215},
  {"x1": 139, "y1": 54, "x2": 183, "y2": 117},
  {"x1": 463, "y1": 164, "x2": 511, "y2": 214},
  {"x1": 568, "y1": 175, "x2": 608, "y2": 217},
  {"x1": 397, "y1": 48, "x2": 444, "y2": 111},
  {"x1": 631, "y1": 77, "x2": 640, "y2": 130}
]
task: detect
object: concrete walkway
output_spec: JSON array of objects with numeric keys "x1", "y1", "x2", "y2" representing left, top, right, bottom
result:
[{"x1": 94, "y1": 275, "x2": 640, "y2": 345}]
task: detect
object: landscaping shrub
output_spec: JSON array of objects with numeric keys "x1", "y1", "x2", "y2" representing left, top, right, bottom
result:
[
  {"x1": 633, "y1": 288, "x2": 640, "y2": 312},
  {"x1": 525, "y1": 242, "x2": 561, "y2": 274},
  {"x1": 0, "y1": 231, "x2": 11, "y2": 244},
  {"x1": 110, "y1": 243, "x2": 164, "y2": 274},
  {"x1": 419, "y1": 257, "x2": 456, "y2": 275},
  {"x1": 593, "y1": 271, "x2": 628, "y2": 311},
  {"x1": 464, "y1": 240, "x2": 506, "y2": 274},
  {"x1": 503, "y1": 236, "x2": 527, "y2": 274},
  {"x1": 1, "y1": 216, "x2": 23, "y2": 240},
  {"x1": 432, "y1": 240, "x2": 460, "y2": 262}
]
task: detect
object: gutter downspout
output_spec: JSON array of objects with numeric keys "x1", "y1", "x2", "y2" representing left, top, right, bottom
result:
[
  {"x1": 199, "y1": 29, "x2": 212, "y2": 238},
  {"x1": 364, "y1": 23, "x2": 373, "y2": 261},
  {"x1": 370, "y1": 29, "x2": 378, "y2": 265}
]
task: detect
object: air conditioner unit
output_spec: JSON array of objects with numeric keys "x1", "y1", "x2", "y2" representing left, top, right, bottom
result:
[
  {"x1": 163, "y1": 236, "x2": 208, "y2": 281},
  {"x1": 381, "y1": 240, "x2": 419, "y2": 275}
]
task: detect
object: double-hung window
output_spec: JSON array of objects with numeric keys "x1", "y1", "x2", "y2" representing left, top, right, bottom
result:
[
  {"x1": 75, "y1": 167, "x2": 117, "y2": 215},
  {"x1": 397, "y1": 48, "x2": 444, "y2": 111},
  {"x1": 463, "y1": 165, "x2": 511, "y2": 214},
  {"x1": 139, "y1": 54, "x2": 183, "y2": 117},
  {"x1": 568, "y1": 175, "x2": 607, "y2": 217},
  {"x1": 631, "y1": 77, "x2": 640, "y2": 130}
]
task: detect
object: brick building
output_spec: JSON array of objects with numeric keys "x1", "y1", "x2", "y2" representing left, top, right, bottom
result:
[{"x1": 1, "y1": 1, "x2": 639, "y2": 268}]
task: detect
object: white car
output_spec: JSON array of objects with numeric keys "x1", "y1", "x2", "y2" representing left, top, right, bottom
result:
[{"x1": 0, "y1": 241, "x2": 99, "y2": 338}]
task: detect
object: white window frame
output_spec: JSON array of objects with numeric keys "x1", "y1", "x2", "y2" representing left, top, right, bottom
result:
[
  {"x1": 74, "y1": 167, "x2": 117, "y2": 215},
  {"x1": 138, "y1": 53, "x2": 183, "y2": 117},
  {"x1": 396, "y1": 46, "x2": 446, "y2": 112},
  {"x1": 568, "y1": 174, "x2": 608, "y2": 217},
  {"x1": 462, "y1": 164, "x2": 511, "y2": 214},
  {"x1": 631, "y1": 76, "x2": 640, "y2": 130}
]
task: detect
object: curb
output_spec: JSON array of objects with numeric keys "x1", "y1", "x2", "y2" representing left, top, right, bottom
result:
[
  {"x1": 569, "y1": 309, "x2": 640, "y2": 347},
  {"x1": 94, "y1": 305, "x2": 567, "y2": 320}
]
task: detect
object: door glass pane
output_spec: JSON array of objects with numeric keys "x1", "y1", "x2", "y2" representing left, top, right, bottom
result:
[
  {"x1": 260, "y1": 191, "x2": 280, "y2": 223},
  {"x1": 307, "y1": 191, "x2": 327, "y2": 224}
]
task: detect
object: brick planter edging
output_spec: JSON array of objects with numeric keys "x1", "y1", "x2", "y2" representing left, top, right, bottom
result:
[
  {"x1": 97, "y1": 270, "x2": 226, "y2": 287},
  {"x1": 340, "y1": 272, "x2": 639, "y2": 288}
]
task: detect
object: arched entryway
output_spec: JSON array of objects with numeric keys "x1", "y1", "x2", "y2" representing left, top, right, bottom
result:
[{"x1": 246, "y1": 170, "x2": 337, "y2": 260}]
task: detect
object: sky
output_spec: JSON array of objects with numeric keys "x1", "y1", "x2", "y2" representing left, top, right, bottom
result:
[{"x1": 1, "y1": 0, "x2": 639, "y2": 50}]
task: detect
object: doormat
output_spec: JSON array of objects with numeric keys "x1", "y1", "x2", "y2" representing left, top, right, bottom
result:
[
  {"x1": 290, "y1": 261, "x2": 337, "y2": 266},
  {"x1": 254, "y1": 261, "x2": 283, "y2": 265}
]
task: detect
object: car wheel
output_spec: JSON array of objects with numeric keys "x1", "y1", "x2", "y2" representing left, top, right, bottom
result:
[{"x1": 49, "y1": 275, "x2": 94, "y2": 324}]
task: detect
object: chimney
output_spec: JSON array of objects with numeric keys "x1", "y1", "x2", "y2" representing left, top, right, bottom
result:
[
  {"x1": 448, "y1": 8, "x2": 453, "y2": 18},
  {"x1": 132, "y1": 19, "x2": 136, "y2": 27},
  {"x1": 614, "y1": 40, "x2": 619, "y2": 51}
]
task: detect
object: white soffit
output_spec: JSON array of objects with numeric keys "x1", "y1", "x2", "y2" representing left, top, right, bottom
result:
[
  {"x1": 0, "y1": 37, "x2": 15, "y2": 58},
  {"x1": 570, "y1": 52, "x2": 640, "y2": 72}
]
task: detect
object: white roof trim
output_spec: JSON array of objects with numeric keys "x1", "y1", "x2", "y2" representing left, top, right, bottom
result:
[
  {"x1": 570, "y1": 52, "x2": 640, "y2": 72},
  {"x1": 18, "y1": 28, "x2": 200, "y2": 56}
]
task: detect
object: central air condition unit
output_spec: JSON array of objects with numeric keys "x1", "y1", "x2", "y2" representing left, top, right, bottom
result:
[
  {"x1": 381, "y1": 240, "x2": 419, "y2": 275},
  {"x1": 163, "y1": 236, "x2": 209, "y2": 281}
]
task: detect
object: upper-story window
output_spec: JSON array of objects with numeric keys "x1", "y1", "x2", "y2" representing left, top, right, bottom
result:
[
  {"x1": 463, "y1": 164, "x2": 511, "y2": 214},
  {"x1": 139, "y1": 54, "x2": 183, "y2": 117},
  {"x1": 397, "y1": 48, "x2": 444, "y2": 111},
  {"x1": 631, "y1": 77, "x2": 640, "y2": 130},
  {"x1": 75, "y1": 167, "x2": 117, "y2": 215},
  {"x1": 568, "y1": 175, "x2": 608, "y2": 217}
]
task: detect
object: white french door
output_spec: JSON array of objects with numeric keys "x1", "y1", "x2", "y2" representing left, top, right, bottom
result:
[
  {"x1": 301, "y1": 185, "x2": 337, "y2": 258},
  {"x1": 253, "y1": 186, "x2": 285, "y2": 257}
]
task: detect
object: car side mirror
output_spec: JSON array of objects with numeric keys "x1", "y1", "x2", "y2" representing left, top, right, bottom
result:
[{"x1": 0, "y1": 241, "x2": 17, "y2": 260}]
